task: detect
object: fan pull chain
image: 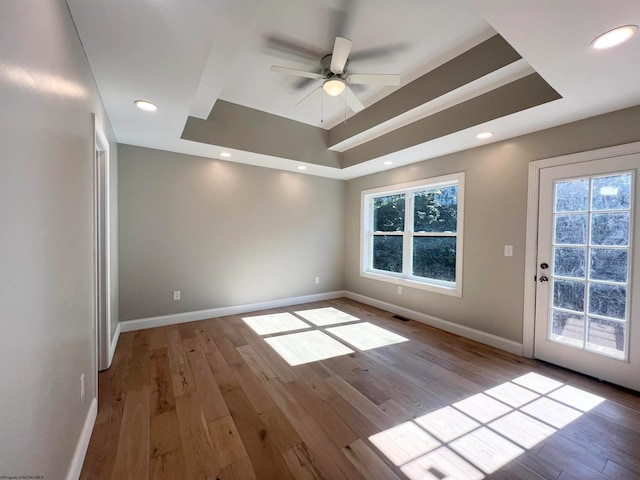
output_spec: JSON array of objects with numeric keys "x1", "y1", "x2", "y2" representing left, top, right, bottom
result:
[{"x1": 320, "y1": 89, "x2": 324, "y2": 123}]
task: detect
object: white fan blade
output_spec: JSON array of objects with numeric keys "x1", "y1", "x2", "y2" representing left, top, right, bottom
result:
[
  {"x1": 345, "y1": 86, "x2": 364, "y2": 113},
  {"x1": 330, "y1": 37, "x2": 352, "y2": 74},
  {"x1": 295, "y1": 86, "x2": 322, "y2": 107},
  {"x1": 346, "y1": 74, "x2": 400, "y2": 86},
  {"x1": 270, "y1": 65, "x2": 323, "y2": 80}
]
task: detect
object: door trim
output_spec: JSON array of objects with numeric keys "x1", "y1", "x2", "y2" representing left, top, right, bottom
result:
[
  {"x1": 523, "y1": 141, "x2": 640, "y2": 358},
  {"x1": 94, "y1": 116, "x2": 113, "y2": 372}
]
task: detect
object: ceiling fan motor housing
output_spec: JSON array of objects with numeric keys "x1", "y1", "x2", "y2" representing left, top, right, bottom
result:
[{"x1": 321, "y1": 54, "x2": 348, "y2": 78}]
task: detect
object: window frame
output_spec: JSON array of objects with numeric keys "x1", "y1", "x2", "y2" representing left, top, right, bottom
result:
[{"x1": 360, "y1": 172, "x2": 465, "y2": 297}]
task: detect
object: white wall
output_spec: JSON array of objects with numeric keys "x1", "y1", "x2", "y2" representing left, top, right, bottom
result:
[
  {"x1": 118, "y1": 145, "x2": 345, "y2": 322},
  {"x1": 0, "y1": 1, "x2": 117, "y2": 477}
]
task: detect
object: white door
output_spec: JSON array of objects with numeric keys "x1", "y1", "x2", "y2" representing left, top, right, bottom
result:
[{"x1": 534, "y1": 154, "x2": 640, "y2": 391}]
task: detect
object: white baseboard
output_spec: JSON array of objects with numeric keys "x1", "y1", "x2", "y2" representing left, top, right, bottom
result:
[
  {"x1": 66, "y1": 396, "x2": 97, "y2": 480},
  {"x1": 120, "y1": 291, "x2": 347, "y2": 332},
  {"x1": 344, "y1": 291, "x2": 524, "y2": 356},
  {"x1": 118, "y1": 289, "x2": 522, "y2": 356},
  {"x1": 108, "y1": 322, "x2": 121, "y2": 365}
]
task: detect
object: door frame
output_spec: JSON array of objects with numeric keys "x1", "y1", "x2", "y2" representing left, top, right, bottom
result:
[
  {"x1": 523, "y1": 141, "x2": 640, "y2": 358},
  {"x1": 94, "y1": 116, "x2": 113, "y2": 372}
]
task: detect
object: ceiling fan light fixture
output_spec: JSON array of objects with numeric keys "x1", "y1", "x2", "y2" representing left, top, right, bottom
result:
[
  {"x1": 323, "y1": 78, "x2": 346, "y2": 96},
  {"x1": 591, "y1": 25, "x2": 638, "y2": 49}
]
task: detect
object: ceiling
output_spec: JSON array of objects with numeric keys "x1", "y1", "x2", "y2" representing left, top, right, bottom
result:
[{"x1": 67, "y1": 0, "x2": 640, "y2": 179}]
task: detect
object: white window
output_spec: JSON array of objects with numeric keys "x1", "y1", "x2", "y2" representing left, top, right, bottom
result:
[{"x1": 360, "y1": 172, "x2": 464, "y2": 296}]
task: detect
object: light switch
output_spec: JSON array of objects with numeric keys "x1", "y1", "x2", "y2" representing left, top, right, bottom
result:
[{"x1": 504, "y1": 245, "x2": 513, "y2": 257}]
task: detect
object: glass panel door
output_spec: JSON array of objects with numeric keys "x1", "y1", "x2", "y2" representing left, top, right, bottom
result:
[
  {"x1": 549, "y1": 174, "x2": 631, "y2": 359},
  {"x1": 534, "y1": 155, "x2": 640, "y2": 391}
]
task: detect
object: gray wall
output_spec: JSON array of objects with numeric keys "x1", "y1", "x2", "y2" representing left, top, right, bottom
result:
[
  {"x1": 118, "y1": 145, "x2": 345, "y2": 321},
  {"x1": 345, "y1": 105, "x2": 640, "y2": 343},
  {"x1": 0, "y1": 1, "x2": 118, "y2": 477}
]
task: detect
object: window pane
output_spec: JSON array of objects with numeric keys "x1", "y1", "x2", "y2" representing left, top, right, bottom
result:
[
  {"x1": 373, "y1": 235, "x2": 403, "y2": 273},
  {"x1": 587, "y1": 318, "x2": 625, "y2": 358},
  {"x1": 550, "y1": 310, "x2": 584, "y2": 348},
  {"x1": 591, "y1": 174, "x2": 631, "y2": 211},
  {"x1": 588, "y1": 283, "x2": 626, "y2": 320},
  {"x1": 553, "y1": 279, "x2": 584, "y2": 312},
  {"x1": 591, "y1": 213, "x2": 629, "y2": 246},
  {"x1": 373, "y1": 194, "x2": 405, "y2": 232},
  {"x1": 590, "y1": 249, "x2": 628, "y2": 283},
  {"x1": 553, "y1": 247, "x2": 585, "y2": 278},
  {"x1": 555, "y1": 179, "x2": 588, "y2": 212},
  {"x1": 555, "y1": 215, "x2": 587, "y2": 245},
  {"x1": 413, "y1": 186, "x2": 458, "y2": 233},
  {"x1": 413, "y1": 237, "x2": 456, "y2": 281}
]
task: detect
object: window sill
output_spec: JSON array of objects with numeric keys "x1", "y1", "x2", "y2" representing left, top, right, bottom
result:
[{"x1": 360, "y1": 271, "x2": 462, "y2": 297}]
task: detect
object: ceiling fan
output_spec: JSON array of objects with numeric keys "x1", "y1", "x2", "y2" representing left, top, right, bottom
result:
[{"x1": 270, "y1": 36, "x2": 400, "y2": 113}]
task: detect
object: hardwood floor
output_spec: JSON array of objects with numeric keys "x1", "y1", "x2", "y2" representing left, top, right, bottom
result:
[{"x1": 80, "y1": 298, "x2": 640, "y2": 480}]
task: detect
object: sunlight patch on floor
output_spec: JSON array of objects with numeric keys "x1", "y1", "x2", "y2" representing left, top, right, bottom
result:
[
  {"x1": 370, "y1": 372, "x2": 606, "y2": 479},
  {"x1": 548, "y1": 385, "x2": 605, "y2": 412},
  {"x1": 401, "y1": 446, "x2": 484, "y2": 480},
  {"x1": 263, "y1": 330, "x2": 354, "y2": 366},
  {"x1": 369, "y1": 421, "x2": 441, "y2": 466},
  {"x1": 327, "y1": 322, "x2": 409, "y2": 351},
  {"x1": 453, "y1": 393, "x2": 512, "y2": 424},
  {"x1": 294, "y1": 307, "x2": 360, "y2": 326},
  {"x1": 450, "y1": 427, "x2": 524, "y2": 474},
  {"x1": 242, "y1": 312, "x2": 310, "y2": 335},
  {"x1": 512, "y1": 372, "x2": 563, "y2": 394},
  {"x1": 414, "y1": 406, "x2": 479, "y2": 443}
]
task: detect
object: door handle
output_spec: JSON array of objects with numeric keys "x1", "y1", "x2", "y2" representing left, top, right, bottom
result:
[{"x1": 539, "y1": 276, "x2": 549, "y2": 282}]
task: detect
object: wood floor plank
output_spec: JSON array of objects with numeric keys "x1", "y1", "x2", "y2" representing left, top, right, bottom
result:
[
  {"x1": 149, "y1": 448, "x2": 186, "y2": 480},
  {"x1": 282, "y1": 443, "x2": 330, "y2": 480},
  {"x1": 265, "y1": 377, "x2": 365, "y2": 480},
  {"x1": 174, "y1": 391, "x2": 220, "y2": 479},
  {"x1": 186, "y1": 347, "x2": 230, "y2": 422},
  {"x1": 285, "y1": 379, "x2": 358, "y2": 449},
  {"x1": 217, "y1": 456, "x2": 258, "y2": 480},
  {"x1": 149, "y1": 347, "x2": 175, "y2": 416},
  {"x1": 166, "y1": 329, "x2": 196, "y2": 398},
  {"x1": 149, "y1": 409, "x2": 181, "y2": 459},
  {"x1": 193, "y1": 325, "x2": 240, "y2": 393},
  {"x1": 230, "y1": 360, "x2": 277, "y2": 414},
  {"x1": 236, "y1": 343, "x2": 277, "y2": 381},
  {"x1": 110, "y1": 389, "x2": 150, "y2": 480},
  {"x1": 325, "y1": 375, "x2": 395, "y2": 431},
  {"x1": 222, "y1": 385, "x2": 295, "y2": 480},
  {"x1": 82, "y1": 298, "x2": 640, "y2": 480},
  {"x1": 258, "y1": 406, "x2": 303, "y2": 454},
  {"x1": 342, "y1": 438, "x2": 402, "y2": 480},
  {"x1": 207, "y1": 415, "x2": 248, "y2": 468},
  {"x1": 79, "y1": 416, "x2": 121, "y2": 480}
]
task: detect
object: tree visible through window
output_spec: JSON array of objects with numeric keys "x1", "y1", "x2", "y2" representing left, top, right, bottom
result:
[{"x1": 361, "y1": 173, "x2": 464, "y2": 296}]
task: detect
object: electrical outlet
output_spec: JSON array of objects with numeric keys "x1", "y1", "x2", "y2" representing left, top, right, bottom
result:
[
  {"x1": 80, "y1": 373, "x2": 85, "y2": 402},
  {"x1": 504, "y1": 245, "x2": 513, "y2": 257},
  {"x1": 173, "y1": 290, "x2": 181, "y2": 301},
  {"x1": 315, "y1": 276, "x2": 320, "y2": 285},
  {"x1": 397, "y1": 286, "x2": 403, "y2": 295}
]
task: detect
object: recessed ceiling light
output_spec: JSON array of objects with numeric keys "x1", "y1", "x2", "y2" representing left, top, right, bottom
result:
[
  {"x1": 592, "y1": 25, "x2": 638, "y2": 49},
  {"x1": 134, "y1": 100, "x2": 157, "y2": 111},
  {"x1": 297, "y1": 166, "x2": 307, "y2": 170},
  {"x1": 476, "y1": 131, "x2": 493, "y2": 140},
  {"x1": 383, "y1": 161, "x2": 393, "y2": 165},
  {"x1": 219, "y1": 152, "x2": 231, "y2": 158}
]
